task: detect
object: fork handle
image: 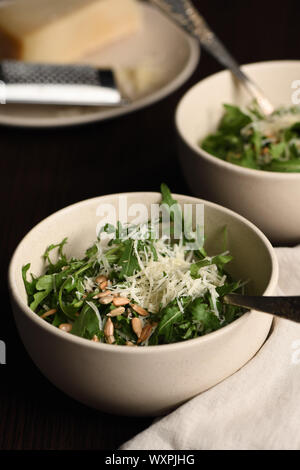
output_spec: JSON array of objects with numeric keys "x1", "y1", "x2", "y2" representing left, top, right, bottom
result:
[
  {"x1": 198, "y1": 30, "x2": 274, "y2": 115},
  {"x1": 149, "y1": 0, "x2": 274, "y2": 115},
  {"x1": 224, "y1": 294, "x2": 300, "y2": 323}
]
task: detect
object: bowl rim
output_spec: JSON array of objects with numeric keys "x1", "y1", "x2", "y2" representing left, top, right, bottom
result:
[
  {"x1": 175, "y1": 59, "x2": 300, "y2": 179},
  {"x1": 8, "y1": 191, "x2": 279, "y2": 355}
]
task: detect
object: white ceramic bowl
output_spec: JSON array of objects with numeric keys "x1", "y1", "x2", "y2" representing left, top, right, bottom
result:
[
  {"x1": 8, "y1": 193, "x2": 278, "y2": 416},
  {"x1": 176, "y1": 61, "x2": 300, "y2": 245}
]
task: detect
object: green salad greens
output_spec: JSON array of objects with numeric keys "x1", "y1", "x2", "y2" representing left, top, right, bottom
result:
[
  {"x1": 201, "y1": 103, "x2": 300, "y2": 171},
  {"x1": 22, "y1": 185, "x2": 245, "y2": 346}
]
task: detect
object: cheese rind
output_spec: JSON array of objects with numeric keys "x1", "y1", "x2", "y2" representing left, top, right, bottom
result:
[{"x1": 0, "y1": 0, "x2": 141, "y2": 63}]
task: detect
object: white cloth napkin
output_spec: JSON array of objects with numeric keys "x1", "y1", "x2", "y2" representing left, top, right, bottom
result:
[{"x1": 121, "y1": 246, "x2": 300, "y2": 450}]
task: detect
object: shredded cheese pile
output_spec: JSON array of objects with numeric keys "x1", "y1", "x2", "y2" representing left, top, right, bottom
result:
[
  {"x1": 243, "y1": 111, "x2": 300, "y2": 137},
  {"x1": 96, "y1": 238, "x2": 226, "y2": 316}
]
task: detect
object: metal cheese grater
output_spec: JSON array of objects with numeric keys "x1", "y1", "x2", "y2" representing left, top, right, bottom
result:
[{"x1": 0, "y1": 60, "x2": 124, "y2": 106}]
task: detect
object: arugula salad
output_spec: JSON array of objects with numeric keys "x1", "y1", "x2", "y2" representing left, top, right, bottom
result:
[
  {"x1": 201, "y1": 103, "x2": 300, "y2": 171},
  {"x1": 22, "y1": 185, "x2": 245, "y2": 346}
]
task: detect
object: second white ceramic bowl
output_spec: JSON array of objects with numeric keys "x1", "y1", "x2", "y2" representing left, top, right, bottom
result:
[
  {"x1": 8, "y1": 193, "x2": 278, "y2": 416},
  {"x1": 176, "y1": 61, "x2": 300, "y2": 245}
]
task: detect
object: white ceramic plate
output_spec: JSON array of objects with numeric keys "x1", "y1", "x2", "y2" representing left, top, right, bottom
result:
[{"x1": 0, "y1": 3, "x2": 200, "y2": 128}]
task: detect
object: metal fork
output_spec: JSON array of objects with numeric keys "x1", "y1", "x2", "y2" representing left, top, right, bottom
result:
[
  {"x1": 224, "y1": 294, "x2": 300, "y2": 323},
  {"x1": 148, "y1": 0, "x2": 274, "y2": 115}
]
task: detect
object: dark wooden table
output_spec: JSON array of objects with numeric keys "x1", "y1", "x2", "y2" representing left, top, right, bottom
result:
[{"x1": 1, "y1": 0, "x2": 300, "y2": 450}]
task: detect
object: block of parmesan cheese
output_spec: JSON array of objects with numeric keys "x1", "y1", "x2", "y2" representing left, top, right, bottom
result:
[{"x1": 0, "y1": 0, "x2": 141, "y2": 63}]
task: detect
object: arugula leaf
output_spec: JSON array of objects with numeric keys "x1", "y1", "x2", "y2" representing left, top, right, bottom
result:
[
  {"x1": 114, "y1": 316, "x2": 136, "y2": 342},
  {"x1": 289, "y1": 143, "x2": 300, "y2": 159},
  {"x1": 289, "y1": 122, "x2": 300, "y2": 134},
  {"x1": 202, "y1": 132, "x2": 243, "y2": 159},
  {"x1": 160, "y1": 183, "x2": 183, "y2": 235},
  {"x1": 230, "y1": 148, "x2": 257, "y2": 169},
  {"x1": 58, "y1": 266, "x2": 92, "y2": 319},
  {"x1": 268, "y1": 159, "x2": 300, "y2": 172},
  {"x1": 36, "y1": 275, "x2": 53, "y2": 291},
  {"x1": 118, "y1": 239, "x2": 140, "y2": 280},
  {"x1": 52, "y1": 309, "x2": 68, "y2": 327},
  {"x1": 190, "y1": 259, "x2": 211, "y2": 278},
  {"x1": 85, "y1": 244, "x2": 98, "y2": 259},
  {"x1": 29, "y1": 292, "x2": 50, "y2": 312},
  {"x1": 161, "y1": 183, "x2": 203, "y2": 249},
  {"x1": 223, "y1": 304, "x2": 241, "y2": 324},
  {"x1": 212, "y1": 253, "x2": 233, "y2": 269},
  {"x1": 149, "y1": 240, "x2": 158, "y2": 261},
  {"x1": 195, "y1": 246, "x2": 208, "y2": 259},
  {"x1": 43, "y1": 238, "x2": 68, "y2": 264},
  {"x1": 29, "y1": 274, "x2": 54, "y2": 311},
  {"x1": 269, "y1": 142, "x2": 286, "y2": 160},
  {"x1": 156, "y1": 299, "x2": 183, "y2": 340},
  {"x1": 216, "y1": 280, "x2": 243, "y2": 297},
  {"x1": 251, "y1": 129, "x2": 263, "y2": 157},
  {"x1": 219, "y1": 104, "x2": 252, "y2": 133},
  {"x1": 160, "y1": 183, "x2": 178, "y2": 216},
  {"x1": 187, "y1": 298, "x2": 220, "y2": 333},
  {"x1": 190, "y1": 253, "x2": 232, "y2": 278},
  {"x1": 71, "y1": 303, "x2": 102, "y2": 340},
  {"x1": 105, "y1": 245, "x2": 123, "y2": 264},
  {"x1": 22, "y1": 264, "x2": 37, "y2": 297}
]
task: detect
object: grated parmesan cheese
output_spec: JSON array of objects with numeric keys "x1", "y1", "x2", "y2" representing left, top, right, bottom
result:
[
  {"x1": 242, "y1": 111, "x2": 300, "y2": 137},
  {"x1": 83, "y1": 276, "x2": 96, "y2": 293},
  {"x1": 85, "y1": 300, "x2": 103, "y2": 332},
  {"x1": 101, "y1": 239, "x2": 226, "y2": 315}
]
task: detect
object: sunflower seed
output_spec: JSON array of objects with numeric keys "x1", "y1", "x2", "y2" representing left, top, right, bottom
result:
[
  {"x1": 107, "y1": 306, "x2": 125, "y2": 317},
  {"x1": 130, "y1": 303, "x2": 149, "y2": 317},
  {"x1": 113, "y1": 297, "x2": 130, "y2": 306},
  {"x1": 137, "y1": 324, "x2": 153, "y2": 344},
  {"x1": 131, "y1": 317, "x2": 142, "y2": 338},
  {"x1": 104, "y1": 317, "x2": 114, "y2": 337}
]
